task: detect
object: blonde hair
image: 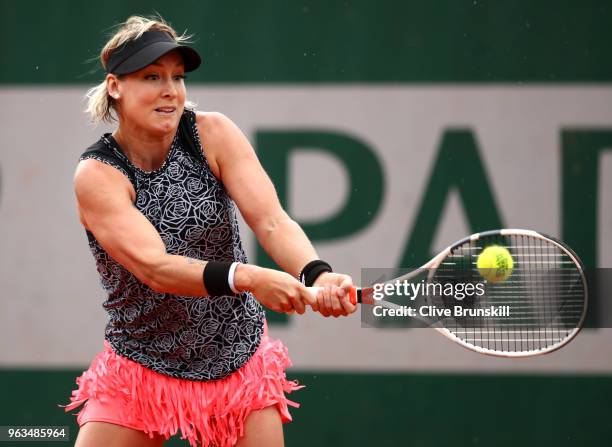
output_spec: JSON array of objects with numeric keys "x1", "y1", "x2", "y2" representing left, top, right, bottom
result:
[{"x1": 86, "y1": 15, "x2": 196, "y2": 123}]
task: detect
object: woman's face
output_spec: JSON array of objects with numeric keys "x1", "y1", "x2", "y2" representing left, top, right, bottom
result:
[{"x1": 111, "y1": 50, "x2": 186, "y2": 136}]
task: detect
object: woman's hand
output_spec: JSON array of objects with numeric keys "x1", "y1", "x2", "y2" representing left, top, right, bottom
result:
[
  {"x1": 311, "y1": 272, "x2": 357, "y2": 317},
  {"x1": 234, "y1": 264, "x2": 315, "y2": 314}
]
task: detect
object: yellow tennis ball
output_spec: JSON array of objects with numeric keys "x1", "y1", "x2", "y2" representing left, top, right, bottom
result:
[{"x1": 477, "y1": 245, "x2": 514, "y2": 283}]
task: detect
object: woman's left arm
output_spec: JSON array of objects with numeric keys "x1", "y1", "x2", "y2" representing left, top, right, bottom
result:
[{"x1": 197, "y1": 112, "x2": 355, "y2": 317}]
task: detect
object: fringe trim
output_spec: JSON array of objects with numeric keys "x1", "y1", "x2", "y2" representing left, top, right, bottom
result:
[{"x1": 61, "y1": 337, "x2": 302, "y2": 447}]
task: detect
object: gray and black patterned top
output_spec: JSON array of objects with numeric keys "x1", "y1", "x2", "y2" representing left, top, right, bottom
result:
[{"x1": 79, "y1": 109, "x2": 265, "y2": 381}]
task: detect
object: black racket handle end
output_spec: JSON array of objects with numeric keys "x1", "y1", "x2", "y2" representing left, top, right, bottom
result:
[{"x1": 350, "y1": 287, "x2": 362, "y2": 305}]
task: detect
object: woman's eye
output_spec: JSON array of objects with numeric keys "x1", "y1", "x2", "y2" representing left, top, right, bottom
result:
[
  {"x1": 145, "y1": 74, "x2": 159, "y2": 80},
  {"x1": 174, "y1": 74, "x2": 186, "y2": 81}
]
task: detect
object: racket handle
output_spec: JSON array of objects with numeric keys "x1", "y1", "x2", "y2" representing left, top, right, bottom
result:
[{"x1": 306, "y1": 286, "x2": 361, "y2": 305}]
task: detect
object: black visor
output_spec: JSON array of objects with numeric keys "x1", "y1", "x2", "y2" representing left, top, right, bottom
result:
[{"x1": 107, "y1": 30, "x2": 201, "y2": 75}]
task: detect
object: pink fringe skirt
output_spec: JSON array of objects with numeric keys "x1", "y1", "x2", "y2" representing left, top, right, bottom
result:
[{"x1": 62, "y1": 328, "x2": 302, "y2": 447}]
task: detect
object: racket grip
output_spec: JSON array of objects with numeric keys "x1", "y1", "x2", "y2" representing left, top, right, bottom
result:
[{"x1": 306, "y1": 286, "x2": 360, "y2": 305}]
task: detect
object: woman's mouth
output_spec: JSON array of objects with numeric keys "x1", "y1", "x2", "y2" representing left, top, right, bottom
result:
[{"x1": 155, "y1": 107, "x2": 176, "y2": 115}]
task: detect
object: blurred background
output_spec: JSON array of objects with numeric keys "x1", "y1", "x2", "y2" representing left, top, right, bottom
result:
[{"x1": 1, "y1": 1, "x2": 611, "y2": 445}]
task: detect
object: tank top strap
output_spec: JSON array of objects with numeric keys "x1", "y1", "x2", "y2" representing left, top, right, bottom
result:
[{"x1": 178, "y1": 109, "x2": 206, "y2": 164}]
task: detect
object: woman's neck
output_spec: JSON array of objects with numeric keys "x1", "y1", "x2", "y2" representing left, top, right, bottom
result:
[{"x1": 112, "y1": 123, "x2": 175, "y2": 171}]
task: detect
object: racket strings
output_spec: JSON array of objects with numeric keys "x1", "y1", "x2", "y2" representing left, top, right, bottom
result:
[{"x1": 430, "y1": 234, "x2": 585, "y2": 354}]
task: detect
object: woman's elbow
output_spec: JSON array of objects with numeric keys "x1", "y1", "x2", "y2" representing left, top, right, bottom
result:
[
  {"x1": 135, "y1": 258, "x2": 168, "y2": 293},
  {"x1": 254, "y1": 212, "x2": 293, "y2": 238}
]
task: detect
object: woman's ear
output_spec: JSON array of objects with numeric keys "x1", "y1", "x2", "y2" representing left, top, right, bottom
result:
[{"x1": 106, "y1": 74, "x2": 121, "y2": 99}]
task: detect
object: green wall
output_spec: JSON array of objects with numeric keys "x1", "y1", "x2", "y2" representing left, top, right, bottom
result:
[
  {"x1": 1, "y1": 0, "x2": 612, "y2": 84},
  {"x1": 1, "y1": 369, "x2": 610, "y2": 446}
]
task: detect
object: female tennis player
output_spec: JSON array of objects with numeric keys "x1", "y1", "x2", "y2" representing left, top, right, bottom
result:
[{"x1": 63, "y1": 15, "x2": 356, "y2": 447}]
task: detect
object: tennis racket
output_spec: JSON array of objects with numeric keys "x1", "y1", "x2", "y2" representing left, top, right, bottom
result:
[{"x1": 310, "y1": 229, "x2": 587, "y2": 357}]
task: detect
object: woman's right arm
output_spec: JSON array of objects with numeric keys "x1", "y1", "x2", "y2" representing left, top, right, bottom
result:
[{"x1": 74, "y1": 159, "x2": 314, "y2": 313}]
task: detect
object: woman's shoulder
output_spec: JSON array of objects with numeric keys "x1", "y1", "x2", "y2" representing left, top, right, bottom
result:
[
  {"x1": 78, "y1": 136, "x2": 137, "y2": 186},
  {"x1": 74, "y1": 156, "x2": 136, "y2": 206},
  {"x1": 193, "y1": 110, "x2": 236, "y2": 136},
  {"x1": 75, "y1": 137, "x2": 136, "y2": 203},
  {"x1": 193, "y1": 110, "x2": 248, "y2": 151},
  {"x1": 191, "y1": 111, "x2": 247, "y2": 175}
]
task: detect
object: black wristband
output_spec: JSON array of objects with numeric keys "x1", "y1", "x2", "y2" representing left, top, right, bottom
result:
[
  {"x1": 203, "y1": 261, "x2": 234, "y2": 296},
  {"x1": 299, "y1": 260, "x2": 333, "y2": 287}
]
